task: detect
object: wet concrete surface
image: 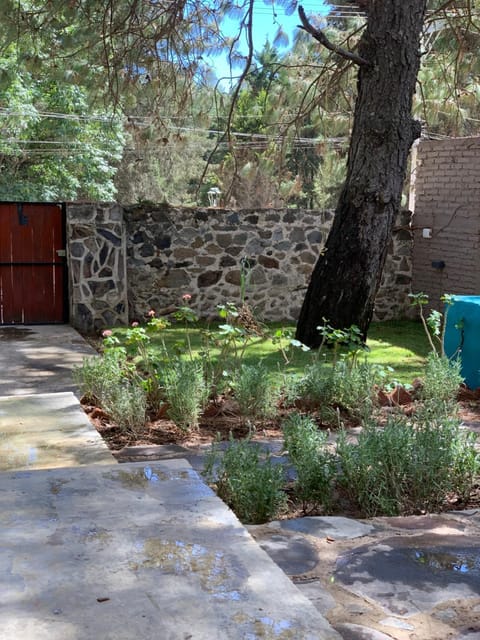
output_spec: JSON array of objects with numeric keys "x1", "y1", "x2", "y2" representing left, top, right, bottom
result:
[
  {"x1": 0, "y1": 326, "x2": 340, "y2": 638},
  {"x1": 0, "y1": 460, "x2": 340, "y2": 640},
  {"x1": 115, "y1": 444, "x2": 480, "y2": 638},
  {"x1": 0, "y1": 392, "x2": 114, "y2": 470}
]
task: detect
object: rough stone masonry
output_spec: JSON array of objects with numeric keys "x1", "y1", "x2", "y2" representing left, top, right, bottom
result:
[{"x1": 66, "y1": 203, "x2": 413, "y2": 332}]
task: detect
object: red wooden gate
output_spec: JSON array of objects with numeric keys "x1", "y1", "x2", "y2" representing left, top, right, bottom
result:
[{"x1": 0, "y1": 203, "x2": 67, "y2": 324}]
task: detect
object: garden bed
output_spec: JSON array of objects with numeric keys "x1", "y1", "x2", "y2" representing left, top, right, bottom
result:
[{"x1": 76, "y1": 308, "x2": 480, "y2": 524}]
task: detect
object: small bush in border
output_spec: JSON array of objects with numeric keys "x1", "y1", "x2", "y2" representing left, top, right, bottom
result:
[
  {"x1": 202, "y1": 434, "x2": 287, "y2": 524},
  {"x1": 337, "y1": 414, "x2": 479, "y2": 517},
  {"x1": 282, "y1": 413, "x2": 336, "y2": 512},
  {"x1": 421, "y1": 352, "x2": 463, "y2": 408},
  {"x1": 73, "y1": 347, "x2": 128, "y2": 405},
  {"x1": 102, "y1": 378, "x2": 148, "y2": 434},
  {"x1": 163, "y1": 359, "x2": 208, "y2": 432},
  {"x1": 231, "y1": 363, "x2": 279, "y2": 420}
]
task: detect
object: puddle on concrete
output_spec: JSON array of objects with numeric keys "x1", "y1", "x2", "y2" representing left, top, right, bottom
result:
[
  {"x1": 0, "y1": 442, "x2": 38, "y2": 470},
  {"x1": 0, "y1": 327, "x2": 34, "y2": 341},
  {"x1": 410, "y1": 549, "x2": 480, "y2": 575},
  {"x1": 104, "y1": 466, "x2": 169, "y2": 488},
  {"x1": 232, "y1": 612, "x2": 297, "y2": 638},
  {"x1": 131, "y1": 538, "x2": 244, "y2": 601}
]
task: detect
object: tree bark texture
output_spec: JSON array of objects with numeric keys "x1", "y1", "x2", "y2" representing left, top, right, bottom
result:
[{"x1": 296, "y1": 0, "x2": 427, "y2": 347}]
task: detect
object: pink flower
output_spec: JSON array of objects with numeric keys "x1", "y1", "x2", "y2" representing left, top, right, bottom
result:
[
  {"x1": 182, "y1": 293, "x2": 192, "y2": 302},
  {"x1": 147, "y1": 309, "x2": 156, "y2": 317},
  {"x1": 131, "y1": 321, "x2": 139, "y2": 327},
  {"x1": 102, "y1": 329, "x2": 113, "y2": 337}
]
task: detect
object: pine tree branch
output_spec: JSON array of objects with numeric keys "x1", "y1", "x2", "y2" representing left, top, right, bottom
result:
[{"x1": 298, "y1": 5, "x2": 371, "y2": 68}]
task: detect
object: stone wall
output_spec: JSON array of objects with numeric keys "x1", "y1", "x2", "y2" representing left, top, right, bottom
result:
[
  {"x1": 125, "y1": 205, "x2": 330, "y2": 322},
  {"x1": 375, "y1": 209, "x2": 415, "y2": 321},
  {"x1": 67, "y1": 203, "x2": 128, "y2": 332},
  {"x1": 66, "y1": 203, "x2": 413, "y2": 331},
  {"x1": 125, "y1": 204, "x2": 413, "y2": 324},
  {"x1": 410, "y1": 137, "x2": 480, "y2": 311}
]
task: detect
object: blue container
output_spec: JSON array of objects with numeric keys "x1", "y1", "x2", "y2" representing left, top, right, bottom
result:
[{"x1": 443, "y1": 295, "x2": 480, "y2": 389}]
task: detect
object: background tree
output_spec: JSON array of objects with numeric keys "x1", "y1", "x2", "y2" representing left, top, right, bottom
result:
[{"x1": 0, "y1": 45, "x2": 124, "y2": 200}]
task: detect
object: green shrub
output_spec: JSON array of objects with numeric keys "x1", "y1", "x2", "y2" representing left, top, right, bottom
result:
[
  {"x1": 282, "y1": 413, "x2": 336, "y2": 512},
  {"x1": 73, "y1": 347, "x2": 128, "y2": 405},
  {"x1": 102, "y1": 378, "x2": 147, "y2": 434},
  {"x1": 163, "y1": 359, "x2": 208, "y2": 432},
  {"x1": 297, "y1": 360, "x2": 384, "y2": 421},
  {"x1": 232, "y1": 363, "x2": 279, "y2": 419},
  {"x1": 74, "y1": 347, "x2": 147, "y2": 433},
  {"x1": 202, "y1": 435, "x2": 286, "y2": 524},
  {"x1": 337, "y1": 414, "x2": 479, "y2": 517},
  {"x1": 421, "y1": 353, "x2": 463, "y2": 408},
  {"x1": 408, "y1": 415, "x2": 479, "y2": 508},
  {"x1": 297, "y1": 361, "x2": 335, "y2": 408},
  {"x1": 337, "y1": 419, "x2": 412, "y2": 517}
]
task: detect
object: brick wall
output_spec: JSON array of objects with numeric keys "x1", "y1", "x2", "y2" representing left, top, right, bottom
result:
[{"x1": 411, "y1": 137, "x2": 480, "y2": 310}]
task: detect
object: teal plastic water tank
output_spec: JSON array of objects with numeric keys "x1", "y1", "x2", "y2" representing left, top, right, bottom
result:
[{"x1": 443, "y1": 295, "x2": 480, "y2": 389}]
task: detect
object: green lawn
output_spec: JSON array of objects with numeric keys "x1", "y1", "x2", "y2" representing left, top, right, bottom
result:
[{"x1": 137, "y1": 318, "x2": 430, "y2": 385}]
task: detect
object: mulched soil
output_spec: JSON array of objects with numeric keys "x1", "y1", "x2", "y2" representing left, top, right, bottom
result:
[
  {"x1": 83, "y1": 385, "x2": 480, "y2": 450},
  {"x1": 82, "y1": 395, "x2": 297, "y2": 450}
]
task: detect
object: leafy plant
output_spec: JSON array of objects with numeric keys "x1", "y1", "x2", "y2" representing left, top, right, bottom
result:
[
  {"x1": 282, "y1": 413, "x2": 336, "y2": 512},
  {"x1": 409, "y1": 292, "x2": 455, "y2": 356},
  {"x1": 163, "y1": 359, "x2": 208, "y2": 432},
  {"x1": 200, "y1": 302, "x2": 260, "y2": 393},
  {"x1": 316, "y1": 321, "x2": 367, "y2": 365},
  {"x1": 202, "y1": 434, "x2": 286, "y2": 524}
]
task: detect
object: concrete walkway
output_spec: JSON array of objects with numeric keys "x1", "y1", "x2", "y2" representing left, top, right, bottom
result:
[
  {"x1": 0, "y1": 325, "x2": 340, "y2": 639},
  {"x1": 0, "y1": 325, "x2": 96, "y2": 397}
]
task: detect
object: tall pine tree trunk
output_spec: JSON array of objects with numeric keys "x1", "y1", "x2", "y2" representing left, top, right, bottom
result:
[{"x1": 296, "y1": 0, "x2": 427, "y2": 347}]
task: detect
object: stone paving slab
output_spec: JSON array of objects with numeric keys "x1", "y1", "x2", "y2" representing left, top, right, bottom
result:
[
  {"x1": 0, "y1": 459, "x2": 341, "y2": 640},
  {"x1": 248, "y1": 512, "x2": 480, "y2": 639},
  {"x1": 0, "y1": 392, "x2": 114, "y2": 470}
]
